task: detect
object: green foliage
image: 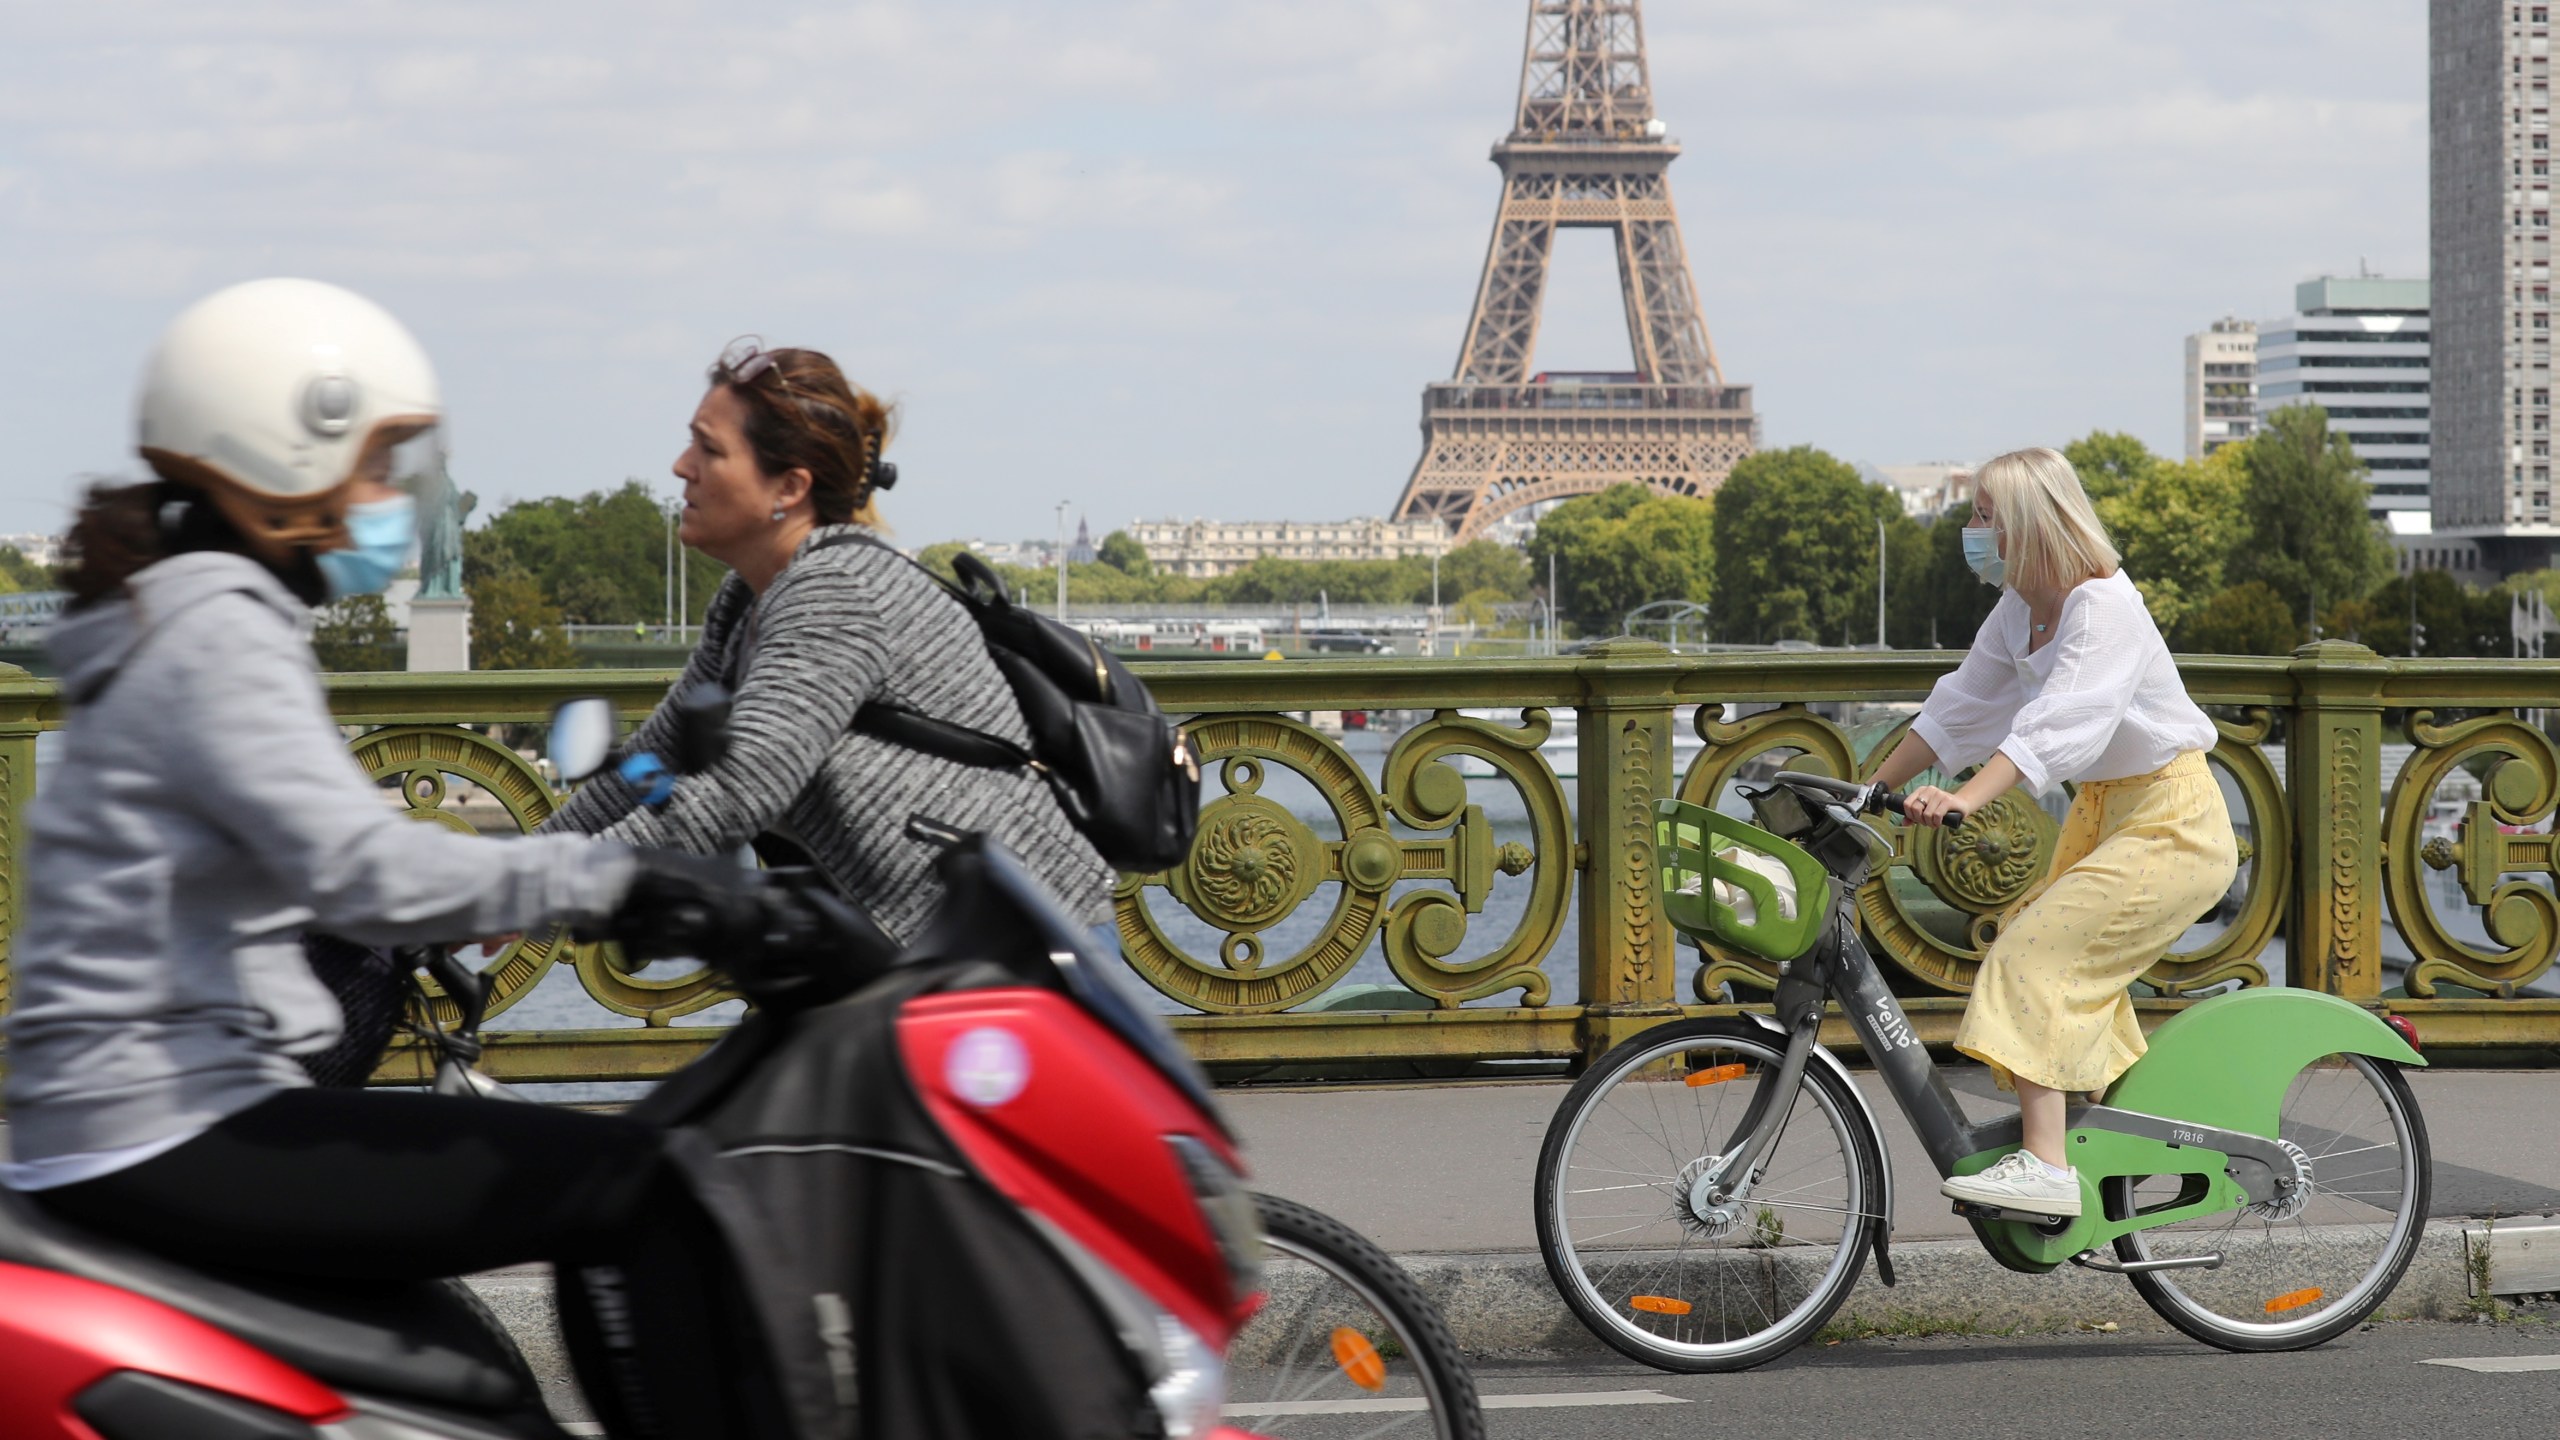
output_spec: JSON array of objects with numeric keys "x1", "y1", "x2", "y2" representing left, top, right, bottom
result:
[
  {"x1": 2223, "y1": 405, "x2": 2393, "y2": 623},
  {"x1": 468, "y1": 569, "x2": 578, "y2": 670},
  {"x1": 310, "y1": 594, "x2": 401, "y2": 672},
  {"x1": 1435, "y1": 540, "x2": 1531, "y2": 602},
  {"x1": 2178, "y1": 581, "x2": 2300, "y2": 655},
  {"x1": 915, "y1": 541, "x2": 971, "y2": 584},
  {"x1": 465, "y1": 480, "x2": 722, "y2": 627},
  {"x1": 1885, "y1": 505, "x2": 1980, "y2": 649},
  {"x1": 2097, "y1": 449, "x2": 2249, "y2": 638},
  {"x1": 1710, "y1": 448, "x2": 1898, "y2": 645},
  {"x1": 2060, "y1": 430, "x2": 2166, "y2": 504},
  {"x1": 1098, "y1": 530, "x2": 1152, "y2": 575},
  {"x1": 1450, "y1": 586, "x2": 1511, "y2": 631},
  {"x1": 1208, "y1": 554, "x2": 1425, "y2": 606},
  {"x1": 1519, "y1": 484, "x2": 1715, "y2": 636},
  {"x1": 0, "y1": 546, "x2": 51, "y2": 593},
  {"x1": 2336, "y1": 571, "x2": 2512, "y2": 657}
]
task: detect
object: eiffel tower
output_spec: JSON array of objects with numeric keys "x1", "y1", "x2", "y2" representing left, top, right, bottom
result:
[{"x1": 1392, "y1": 0, "x2": 1755, "y2": 541}]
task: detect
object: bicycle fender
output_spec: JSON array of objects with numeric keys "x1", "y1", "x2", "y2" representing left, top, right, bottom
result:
[
  {"x1": 1738, "y1": 1010, "x2": 1895, "y2": 1235},
  {"x1": 2103, "y1": 987, "x2": 2425, "y2": 1142}
]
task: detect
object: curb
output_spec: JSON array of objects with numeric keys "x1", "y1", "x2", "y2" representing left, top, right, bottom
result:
[
  {"x1": 1385, "y1": 1222, "x2": 2475, "y2": 1354},
  {"x1": 464, "y1": 1221, "x2": 2478, "y2": 1379}
]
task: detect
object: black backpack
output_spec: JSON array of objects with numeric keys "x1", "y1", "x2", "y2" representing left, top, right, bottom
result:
[{"x1": 813, "y1": 534, "x2": 1201, "y2": 872}]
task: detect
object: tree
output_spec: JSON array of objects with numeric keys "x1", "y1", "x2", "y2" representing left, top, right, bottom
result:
[
  {"x1": 310, "y1": 594, "x2": 401, "y2": 672},
  {"x1": 0, "y1": 546, "x2": 50, "y2": 593},
  {"x1": 469, "y1": 569, "x2": 578, "y2": 670},
  {"x1": 2178, "y1": 581, "x2": 2299, "y2": 655},
  {"x1": 2061, "y1": 430, "x2": 2166, "y2": 505},
  {"x1": 1519, "y1": 483, "x2": 1714, "y2": 636},
  {"x1": 2223, "y1": 405, "x2": 2392, "y2": 626},
  {"x1": 1098, "y1": 530, "x2": 1153, "y2": 575},
  {"x1": 1893, "y1": 503, "x2": 2002, "y2": 650},
  {"x1": 1434, "y1": 539, "x2": 1530, "y2": 602},
  {"x1": 2350, "y1": 570, "x2": 2512, "y2": 657},
  {"x1": 2097, "y1": 449, "x2": 2249, "y2": 638},
  {"x1": 1450, "y1": 586, "x2": 1511, "y2": 632},
  {"x1": 552, "y1": 569, "x2": 634, "y2": 626},
  {"x1": 467, "y1": 480, "x2": 723, "y2": 626},
  {"x1": 1709, "y1": 448, "x2": 1897, "y2": 645}
]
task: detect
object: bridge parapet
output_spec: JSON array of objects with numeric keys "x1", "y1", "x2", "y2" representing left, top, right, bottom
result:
[{"x1": 0, "y1": 639, "x2": 2551, "y2": 1082}]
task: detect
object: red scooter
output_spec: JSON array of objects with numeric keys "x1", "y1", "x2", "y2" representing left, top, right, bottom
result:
[{"x1": 0, "y1": 695, "x2": 1479, "y2": 1439}]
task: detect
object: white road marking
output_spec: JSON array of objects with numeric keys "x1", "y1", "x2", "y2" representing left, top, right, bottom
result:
[
  {"x1": 1226, "y1": 1389, "x2": 1688, "y2": 1416},
  {"x1": 2419, "y1": 1355, "x2": 2560, "y2": 1373}
]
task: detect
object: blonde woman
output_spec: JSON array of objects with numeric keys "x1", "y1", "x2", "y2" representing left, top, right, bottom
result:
[{"x1": 1869, "y1": 447, "x2": 2236, "y2": 1217}]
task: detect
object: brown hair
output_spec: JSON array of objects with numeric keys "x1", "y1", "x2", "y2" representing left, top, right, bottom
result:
[
  {"x1": 708, "y1": 346, "x2": 896, "y2": 527},
  {"x1": 61, "y1": 478, "x2": 325, "y2": 610}
]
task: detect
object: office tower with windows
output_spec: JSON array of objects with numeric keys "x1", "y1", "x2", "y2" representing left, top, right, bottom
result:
[
  {"x1": 2254, "y1": 278, "x2": 2431, "y2": 516},
  {"x1": 2184, "y1": 318, "x2": 2258, "y2": 458},
  {"x1": 2433, "y1": 1, "x2": 2556, "y2": 571}
]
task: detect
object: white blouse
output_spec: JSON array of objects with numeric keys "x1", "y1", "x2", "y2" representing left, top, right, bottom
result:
[{"x1": 1910, "y1": 571, "x2": 2218, "y2": 797}]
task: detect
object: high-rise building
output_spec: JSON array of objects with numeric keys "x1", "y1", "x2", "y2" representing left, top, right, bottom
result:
[
  {"x1": 2183, "y1": 318, "x2": 2258, "y2": 458},
  {"x1": 2431, "y1": 1, "x2": 2555, "y2": 571},
  {"x1": 2253, "y1": 278, "x2": 2431, "y2": 517}
]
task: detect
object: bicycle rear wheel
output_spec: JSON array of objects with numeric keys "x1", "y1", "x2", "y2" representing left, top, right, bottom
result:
[
  {"x1": 1224, "y1": 1193, "x2": 1484, "y2": 1440},
  {"x1": 1535, "y1": 1017, "x2": 1883, "y2": 1372},
  {"x1": 2108, "y1": 1052, "x2": 2430, "y2": 1351}
]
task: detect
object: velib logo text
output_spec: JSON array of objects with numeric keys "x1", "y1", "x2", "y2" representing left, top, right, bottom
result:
[{"x1": 1870, "y1": 996, "x2": 1916, "y2": 1052}]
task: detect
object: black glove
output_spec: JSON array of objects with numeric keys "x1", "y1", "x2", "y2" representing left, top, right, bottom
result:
[{"x1": 590, "y1": 849, "x2": 768, "y2": 964}]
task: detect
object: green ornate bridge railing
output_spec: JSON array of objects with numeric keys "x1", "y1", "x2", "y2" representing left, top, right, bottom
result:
[{"x1": 0, "y1": 637, "x2": 2555, "y2": 1084}]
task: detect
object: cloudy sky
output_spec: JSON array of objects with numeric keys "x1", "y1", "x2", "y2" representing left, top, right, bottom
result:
[{"x1": 0, "y1": 1, "x2": 2424, "y2": 547}]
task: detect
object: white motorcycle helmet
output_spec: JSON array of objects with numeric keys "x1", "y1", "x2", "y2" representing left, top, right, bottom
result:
[{"x1": 135, "y1": 278, "x2": 440, "y2": 564}]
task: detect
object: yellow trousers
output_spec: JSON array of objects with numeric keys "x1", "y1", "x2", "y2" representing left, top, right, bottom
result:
[{"x1": 1953, "y1": 751, "x2": 2238, "y2": 1094}]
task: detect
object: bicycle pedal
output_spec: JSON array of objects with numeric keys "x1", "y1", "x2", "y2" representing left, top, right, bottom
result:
[{"x1": 1951, "y1": 1199, "x2": 2074, "y2": 1227}]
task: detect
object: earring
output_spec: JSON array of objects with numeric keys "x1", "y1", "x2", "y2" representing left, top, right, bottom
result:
[{"x1": 771, "y1": 507, "x2": 786, "y2": 522}]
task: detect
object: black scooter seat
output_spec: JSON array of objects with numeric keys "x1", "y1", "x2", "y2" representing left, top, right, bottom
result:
[{"x1": 0, "y1": 1182, "x2": 539, "y2": 1416}]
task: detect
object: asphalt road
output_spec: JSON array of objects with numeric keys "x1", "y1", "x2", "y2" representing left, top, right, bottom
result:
[
  {"x1": 1226, "y1": 1068, "x2": 2560, "y2": 1252},
  {"x1": 1444, "y1": 1317, "x2": 2560, "y2": 1440}
]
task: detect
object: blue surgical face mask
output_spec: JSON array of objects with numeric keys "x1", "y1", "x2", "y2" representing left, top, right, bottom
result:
[
  {"x1": 316, "y1": 493, "x2": 417, "y2": 599},
  {"x1": 1961, "y1": 525, "x2": 2007, "y2": 588}
]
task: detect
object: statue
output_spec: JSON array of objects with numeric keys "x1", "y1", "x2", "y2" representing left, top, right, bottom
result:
[{"x1": 409, "y1": 449, "x2": 473, "y2": 601}]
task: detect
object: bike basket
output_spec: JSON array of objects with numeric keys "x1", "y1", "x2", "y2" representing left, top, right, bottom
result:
[{"x1": 1654, "y1": 798, "x2": 1832, "y2": 963}]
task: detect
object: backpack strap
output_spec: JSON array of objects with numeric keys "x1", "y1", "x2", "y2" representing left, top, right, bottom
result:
[{"x1": 802, "y1": 531, "x2": 1039, "y2": 774}]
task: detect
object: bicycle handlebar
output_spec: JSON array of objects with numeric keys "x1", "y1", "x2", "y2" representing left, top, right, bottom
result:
[{"x1": 1768, "y1": 770, "x2": 1964, "y2": 829}]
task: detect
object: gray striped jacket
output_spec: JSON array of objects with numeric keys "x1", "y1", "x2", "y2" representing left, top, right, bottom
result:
[{"x1": 543, "y1": 525, "x2": 1116, "y2": 940}]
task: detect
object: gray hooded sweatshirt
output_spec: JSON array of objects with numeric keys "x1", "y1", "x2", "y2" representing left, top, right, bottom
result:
[{"x1": 0, "y1": 553, "x2": 636, "y2": 1166}]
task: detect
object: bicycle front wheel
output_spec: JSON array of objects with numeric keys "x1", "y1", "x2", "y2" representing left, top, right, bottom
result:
[
  {"x1": 1535, "y1": 1017, "x2": 1883, "y2": 1372},
  {"x1": 1223, "y1": 1193, "x2": 1484, "y2": 1440},
  {"x1": 2109, "y1": 1052, "x2": 2431, "y2": 1351}
]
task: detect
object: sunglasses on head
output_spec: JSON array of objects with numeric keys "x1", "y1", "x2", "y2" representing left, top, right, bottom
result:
[{"x1": 718, "y1": 336, "x2": 791, "y2": 389}]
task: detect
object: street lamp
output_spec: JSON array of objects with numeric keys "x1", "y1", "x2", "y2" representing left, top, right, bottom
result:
[
  {"x1": 1055, "y1": 500, "x2": 1070, "y2": 622},
  {"x1": 1428, "y1": 546, "x2": 1441, "y2": 658},
  {"x1": 1876, "y1": 514, "x2": 1888, "y2": 650}
]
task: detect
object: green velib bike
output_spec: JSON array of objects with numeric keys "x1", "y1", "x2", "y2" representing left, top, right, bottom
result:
[{"x1": 1534, "y1": 770, "x2": 2431, "y2": 1372}]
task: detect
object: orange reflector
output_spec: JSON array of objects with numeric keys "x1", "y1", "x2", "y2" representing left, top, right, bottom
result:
[
  {"x1": 1330, "y1": 1328, "x2": 1386, "y2": 1390},
  {"x1": 2264, "y1": 1288, "x2": 2324, "y2": 1314},
  {"x1": 1629, "y1": 1294, "x2": 1694, "y2": 1315},
  {"x1": 1685, "y1": 1064, "x2": 1747, "y2": 1088}
]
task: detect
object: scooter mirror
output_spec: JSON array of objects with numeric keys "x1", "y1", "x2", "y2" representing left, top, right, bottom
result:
[{"x1": 548, "y1": 698, "x2": 618, "y2": 782}]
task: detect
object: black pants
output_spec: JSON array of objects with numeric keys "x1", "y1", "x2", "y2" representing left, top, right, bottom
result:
[{"x1": 37, "y1": 1088, "x2": 785, "y2": 1437}]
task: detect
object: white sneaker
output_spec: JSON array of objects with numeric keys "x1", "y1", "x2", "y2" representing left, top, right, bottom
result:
[{"x1": 1941, "y1": 1150, "x2": 2081, "y2": 1217}]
